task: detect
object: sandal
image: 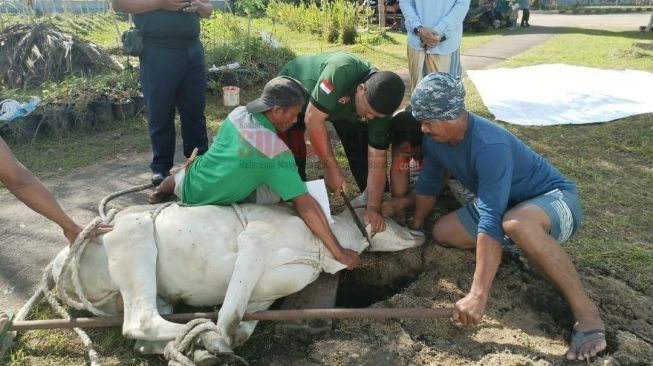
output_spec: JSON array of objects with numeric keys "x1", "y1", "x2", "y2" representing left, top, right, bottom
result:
[{"x1": 566, "y1": 327, "x2": 606, "y2": 362}]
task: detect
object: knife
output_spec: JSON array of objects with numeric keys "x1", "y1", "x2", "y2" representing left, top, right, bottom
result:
[{"x1": 339, "y1": 191, "x2": 372, "y2": 245}]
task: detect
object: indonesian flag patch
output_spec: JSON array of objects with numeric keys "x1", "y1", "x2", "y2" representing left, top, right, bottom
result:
[{"x1": 319, "y1": 79, "x2": 335, "y2": 95}]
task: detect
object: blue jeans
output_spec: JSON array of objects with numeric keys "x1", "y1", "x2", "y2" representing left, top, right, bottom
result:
[{"x1": 139, "y1": 40, "x2": 208, "y2": 174}]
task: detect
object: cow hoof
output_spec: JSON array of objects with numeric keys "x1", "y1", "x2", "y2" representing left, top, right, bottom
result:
[
  {"x1": 200, "y1": 331, "x2": 233, "y2": 355},
  {"x1": 193, "y1": 349, "x2": 221, "y2": 366}
]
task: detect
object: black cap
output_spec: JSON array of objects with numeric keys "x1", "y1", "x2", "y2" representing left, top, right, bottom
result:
[
  {"x1": 246, "y1": 76, "x2": 307, "y2": 113},
  {"x1": 364, "y1": 71, "x2": 405, "y2": 116}
]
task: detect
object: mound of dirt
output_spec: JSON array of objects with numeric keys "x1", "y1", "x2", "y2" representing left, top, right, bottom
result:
[{"x1": 240, "y1": 243, "x2": 653, "y2": 365}]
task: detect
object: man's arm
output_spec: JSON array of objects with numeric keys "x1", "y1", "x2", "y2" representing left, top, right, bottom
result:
[
  {"x1": 0, "y1": 138, "x2": 81, "y2": 244},
  {"x1": 291, "y1": 193, "x2": 359, "y2": 269},
  {"x1": 364, "y1": 146, "x2": 387, "y2": 233},
  {"x1": 399, "y1": 0, "x2": 421, "y2": 34},
  {"x1": 410, "y1": 143, "x2": 443, "y2": 228},
  {"x1": 454, "y1": 144, "x2": 513, "y2": 324},
  {"x1": 305, "y1": 102, "x2": 346, "y2": 193},
  {"x1": 410, "y1": 194, "x2": 437, "y2": 228},
  {"x1": 112, "y1": 0, "x2": 186, "y2": 14},
  {"x1": 453, "y1": 233, "x2": 502, "y2": 325}
]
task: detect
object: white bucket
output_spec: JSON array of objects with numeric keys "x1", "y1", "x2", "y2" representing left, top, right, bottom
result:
[{"x1": 223, "y1": 86, "x2": 240, "y2": 106}]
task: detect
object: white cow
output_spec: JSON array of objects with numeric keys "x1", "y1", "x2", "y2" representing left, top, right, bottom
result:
[{"x1": 51, "y1": 203, "x2": 424, "y2": 357}]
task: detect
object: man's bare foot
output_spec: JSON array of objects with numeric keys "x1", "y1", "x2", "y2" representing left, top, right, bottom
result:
[
  {"x1": 565, "y1": 319, "x2": 607, "y2": 362},
  {"x1": 148, "y1": 191, "x2": 175, "y2": 204}
]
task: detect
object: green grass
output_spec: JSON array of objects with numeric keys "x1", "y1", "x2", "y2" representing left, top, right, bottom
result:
[
  {"x1": 8, "y1": 117, "x2": 151, "y2": 179},
  {"x1": 500, "y1": 31, "x2": 653, "y2": 71}
]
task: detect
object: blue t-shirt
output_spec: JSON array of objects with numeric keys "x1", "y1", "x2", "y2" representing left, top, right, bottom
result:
[{"x1": 415, "y1": 113, "x2": 576, "y2": 243}]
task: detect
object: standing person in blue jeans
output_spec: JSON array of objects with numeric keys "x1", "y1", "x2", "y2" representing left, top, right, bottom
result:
[
  {"x1": 409, "y1": 73, "x2": 607, "y2": 362},
  {"x1": 112, "y1": 0, "x2": 212, "y2": 186}
]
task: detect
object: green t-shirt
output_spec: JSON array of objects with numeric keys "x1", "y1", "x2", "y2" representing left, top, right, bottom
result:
[
  {"x1": 134, "y1": 10, "x2": 200, "y2": 48},
  {"x1": 182, "y1": 107, "x2": 308, "y2": 205},
  {"x1": 279, "y1": 52, "x2": 392, "y2": 150}
]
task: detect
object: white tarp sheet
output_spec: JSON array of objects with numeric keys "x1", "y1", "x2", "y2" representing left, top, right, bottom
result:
[{"x1": 466, "y1": 64, "x2": 653, "y2": 126}]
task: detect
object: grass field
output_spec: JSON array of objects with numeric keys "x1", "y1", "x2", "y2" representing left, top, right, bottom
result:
[{"x1": 1, "y1": 11, "x2": 652, "y2": 365}]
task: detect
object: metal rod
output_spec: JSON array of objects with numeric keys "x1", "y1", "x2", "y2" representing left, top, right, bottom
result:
[{"x1": 11, "y1": 307, "x2": 453, "y2": 331}]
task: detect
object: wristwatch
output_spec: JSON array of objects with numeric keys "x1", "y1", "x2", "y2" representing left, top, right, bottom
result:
[{"x1": 413, "y1": 25, "x2": 423, "y2": 35}]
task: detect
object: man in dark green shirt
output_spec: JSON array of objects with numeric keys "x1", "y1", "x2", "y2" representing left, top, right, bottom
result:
[
  {"x1": 112, "y1": 0, "x2": 212, "y2": 186},
  {"x1": 278, "y1": 52, "x2": 405, "y2": 233}
]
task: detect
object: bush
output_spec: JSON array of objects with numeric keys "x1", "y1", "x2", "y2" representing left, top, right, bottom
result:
[
  {"x1": 266, "y1": 0, "x2": 358, "y2": 44},
  {"x1": 201, "y1": 14, "x2": 296, "y2": 87}
]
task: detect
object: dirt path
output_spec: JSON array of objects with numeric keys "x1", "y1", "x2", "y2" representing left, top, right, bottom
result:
[{"x1": 1, "y1": 12, "x2": 651, "y2": 365}]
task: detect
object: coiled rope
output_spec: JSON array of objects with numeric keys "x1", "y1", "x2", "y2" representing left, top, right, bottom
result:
[{"x1": 164, "y1": 319, "x2": 249, "y2": 366}]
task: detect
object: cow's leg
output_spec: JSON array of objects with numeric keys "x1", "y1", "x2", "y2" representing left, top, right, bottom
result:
[
  {"x1": 132, "y1": 297, "x2": 176, "y2": 354},
  {"x1": 104, "y1": 213, "x2": 184, "y2": 341},
  {"x1": 203, "y1": 221, "x2": 274, "y2": 353},
  {"x1": 230, "y1": 301, "x2": 273, "y2": 347},
  {"x1": 204, "y1": 261, "x2": 317, "y2": 352}
]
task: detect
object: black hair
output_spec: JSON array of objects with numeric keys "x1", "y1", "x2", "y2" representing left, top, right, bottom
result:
[{"x1": 391, "y1": 109, "x2": 422, "y2": 147}]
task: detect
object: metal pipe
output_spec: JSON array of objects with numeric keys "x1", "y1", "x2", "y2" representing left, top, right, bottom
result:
[{"x1": 11, "y1": 307, "x2": 453, "y2": 331}]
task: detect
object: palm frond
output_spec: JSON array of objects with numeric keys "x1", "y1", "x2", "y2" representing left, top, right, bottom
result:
[{"x1": 0, "y1": 22, "x2": 121, "y2": 89}]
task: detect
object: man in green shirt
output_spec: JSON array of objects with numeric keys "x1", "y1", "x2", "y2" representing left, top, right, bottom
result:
[
  {"x1": 278, "y1": 52, "x2": 405, "y2": 234},
  {"x1": 150, "y1": 77, "x2": 360, "y2": 269}
]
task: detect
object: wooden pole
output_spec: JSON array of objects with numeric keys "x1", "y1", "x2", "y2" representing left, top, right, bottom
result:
[{"x1": 12, "y1": 307, "x2": 453, "y2": 331}]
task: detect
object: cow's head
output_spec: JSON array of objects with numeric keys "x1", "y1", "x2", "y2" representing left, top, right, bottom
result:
[{"x1": 332, "y1": 208, "x2": 425, "y2": 253}]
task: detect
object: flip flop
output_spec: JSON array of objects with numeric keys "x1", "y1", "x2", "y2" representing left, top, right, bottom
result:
[
  {"x1": 567, "y1": 328, "x2": 606, "y2": 362},
  {"x1": 0, "y1": 310, "x2": 15, "y2": 346}
]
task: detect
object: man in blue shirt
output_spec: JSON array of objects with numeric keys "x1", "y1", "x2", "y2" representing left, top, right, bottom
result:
[{"x1": 407, "y1": 73, "x2": 606, "y2": 362}]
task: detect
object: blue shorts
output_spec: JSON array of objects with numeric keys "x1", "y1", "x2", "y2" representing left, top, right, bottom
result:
[{"x1": 456, "y1": 188, "x2": 583, "y2": 246}]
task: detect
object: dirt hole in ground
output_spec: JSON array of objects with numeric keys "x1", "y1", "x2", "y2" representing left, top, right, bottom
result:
[{"x1": 336, "y1": 249, "x2": 424, "y2": 308}]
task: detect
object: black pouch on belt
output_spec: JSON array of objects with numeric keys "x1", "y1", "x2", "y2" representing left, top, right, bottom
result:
[{"x1": 121, "y1": 28, "x2": 143, "y2": 57}]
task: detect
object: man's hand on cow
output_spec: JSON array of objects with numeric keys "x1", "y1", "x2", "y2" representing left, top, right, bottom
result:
[
  {"x1": 407, "y1": 216, "x2": 422, "y2": 230},
  {"x1": 335, "y1": 248, "x2": 360, "y2": 270},
  {"x1": 364, "y1": 206, "x2": 385, "y2": 233},
  {"x1": 64, "y1": 223, "x2": 113, "y2": 246},
  {"x1": 453, "y1": 291, "x2": 488, "y2": 326}
]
